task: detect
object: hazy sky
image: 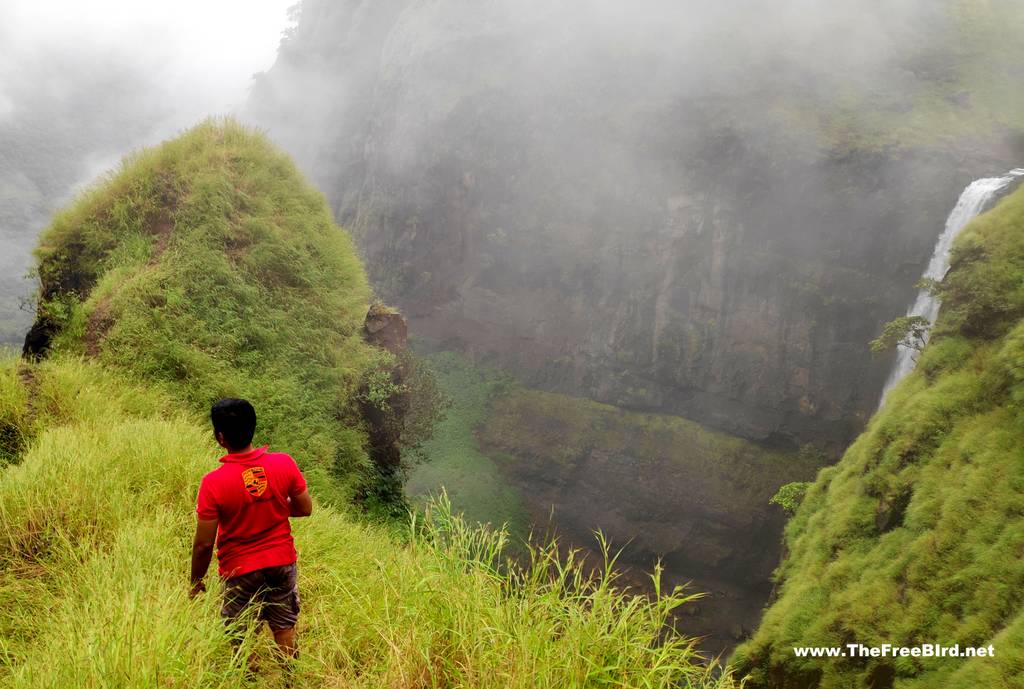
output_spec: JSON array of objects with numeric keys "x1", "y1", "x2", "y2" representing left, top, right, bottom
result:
[{"x1": 0, "y1": 0, "x2": 295, "y2": 123}]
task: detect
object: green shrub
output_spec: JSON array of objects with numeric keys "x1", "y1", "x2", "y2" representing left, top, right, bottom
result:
[
  {"x1": 769, "y1": 482, "x2": 810, "y2": 514},
  {"x1": 0, "y1": 362, "x2": 30, "y2": 466}
]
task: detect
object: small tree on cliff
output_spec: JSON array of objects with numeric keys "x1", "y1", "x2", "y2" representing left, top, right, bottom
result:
[
  {"x1": 770, "y1": 482, "x2": 810, "y2": 515},
  {"x1": 870, "y1": 315, "x2": 930, "y2": 358}
]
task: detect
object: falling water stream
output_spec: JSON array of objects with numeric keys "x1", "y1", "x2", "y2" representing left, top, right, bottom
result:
[{"x1": 879, "y1": 168, "x2": 1024, "y2": 405}]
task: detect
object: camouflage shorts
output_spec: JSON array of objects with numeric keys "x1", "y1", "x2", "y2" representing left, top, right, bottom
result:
[{"x1": 221, "y1": 562, "x2": 300, "y2": 632}]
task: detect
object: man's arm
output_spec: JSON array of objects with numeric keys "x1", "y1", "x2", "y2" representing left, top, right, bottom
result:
[
  {"x1": 288, "y1": 489, "x2": 313, "y2": 517},
  {"x1": 189, "y1": 518, "x2": 218, "y2": 597}
]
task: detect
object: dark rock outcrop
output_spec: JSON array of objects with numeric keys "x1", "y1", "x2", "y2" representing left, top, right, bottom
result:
[
  {"x1": 358, "y1": 304, "x2": 411, "y2": 504},
  {"x1": 364, "y1": 303, "x2": 408, "y2": 355}
]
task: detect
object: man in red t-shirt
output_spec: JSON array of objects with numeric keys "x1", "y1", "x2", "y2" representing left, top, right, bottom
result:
[{"x1": 190, "y1": 398, "x2": 313, "y2": 658}]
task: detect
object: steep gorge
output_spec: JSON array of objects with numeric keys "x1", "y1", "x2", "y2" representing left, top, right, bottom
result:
[
  {"x1": 0, "y1": 2, "x2": 1021, "y2": 684},
  {"x1": 246, "y1": 0, "x2": 1024, "y2": 661},
  {"x1": 248, "y1": 0, "x2": 1024, "y2": 449}
]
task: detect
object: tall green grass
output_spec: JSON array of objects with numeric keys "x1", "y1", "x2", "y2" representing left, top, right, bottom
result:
[{"x1": 0, "y1": 355, "x2": 741, "y2": 688}]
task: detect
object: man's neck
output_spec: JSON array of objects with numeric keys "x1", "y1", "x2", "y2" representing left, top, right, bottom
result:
[{"x1": 227, "y1": 444, "x2": 256, "y2": 455}]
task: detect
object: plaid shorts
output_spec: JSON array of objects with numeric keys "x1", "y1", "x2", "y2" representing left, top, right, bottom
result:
[{"x1": 221, "y1": 562, "x2": 300, "y2": 632}]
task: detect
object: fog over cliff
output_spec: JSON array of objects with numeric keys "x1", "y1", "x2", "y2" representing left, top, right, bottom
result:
[
  {"x1": 250, "y1": 0, "x2": 986, "y2": 162},
  {"x1": 248, "y1": 0, "x2": 1023, "y2": 448}
]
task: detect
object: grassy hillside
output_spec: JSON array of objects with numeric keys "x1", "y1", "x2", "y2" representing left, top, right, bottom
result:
[
  {"x1": 734, "y1": 184, "x2": 1024, "y2": 687},
  {"x1": 0, "y1": 122, "x2": 739, "y2": 687},
  {"x1": 26, "y1": 120, "x2": 382, "y2": 505},
  {"x1": 0, "y1": 355, "x2": 738, "y2": 688}
]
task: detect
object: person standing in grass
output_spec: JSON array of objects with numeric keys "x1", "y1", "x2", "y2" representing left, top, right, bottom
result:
[{"x1": 189, "y1": 398, "x2": 313, "y2": 659}]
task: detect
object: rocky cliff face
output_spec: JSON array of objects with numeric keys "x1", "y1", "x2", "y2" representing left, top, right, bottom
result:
[{"x1": 249, "y1": 0, "x2": 1024, "y2": 449}]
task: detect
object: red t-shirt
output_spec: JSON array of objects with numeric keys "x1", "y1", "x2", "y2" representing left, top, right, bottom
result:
[{"x1": 196, "y1": 446, "x2": 308, "y2": 578}]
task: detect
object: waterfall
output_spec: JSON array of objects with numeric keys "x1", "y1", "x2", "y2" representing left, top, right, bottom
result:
[{"x1": 879, "y1": 168, "x2": 1024, "y2": 405}]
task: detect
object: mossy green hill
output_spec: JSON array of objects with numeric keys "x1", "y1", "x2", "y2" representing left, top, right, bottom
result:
[
  {"x1": 26, "y1": 120, "x2": 382, "y2": 505},
  {"x1": 734, "y1": 183, "x2": 1024, "y2": 688},
  {"x1": 0, "y1": 121, "x2": 738, "y2": 687}
]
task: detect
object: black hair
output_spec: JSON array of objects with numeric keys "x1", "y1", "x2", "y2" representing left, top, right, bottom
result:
[{"x1": 210, "y1": 398, "x2": 257, "y2": 451}]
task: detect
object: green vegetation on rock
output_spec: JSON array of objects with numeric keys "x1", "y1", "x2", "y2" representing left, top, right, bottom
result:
[
  {"x1": 477, "y1": 384, "x2": 821, "y2": 624},
  {"x1": 767, "y1": 0, "x2": 1024, "y2": 155},
  {"x1": 769, "y1": 482, "x2": 810, "y2": 516},
  {"x1": 734, "y1": 184, "x2": 1024, "y2": 688},
  {"x1": 482, "y1": 387, "x2": 814, "y2": 513}
]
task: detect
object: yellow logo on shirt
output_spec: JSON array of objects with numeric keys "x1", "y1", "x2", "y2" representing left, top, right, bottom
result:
[{"x1": 242, "y1": 466, "x2": 268, "y2": 498}]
